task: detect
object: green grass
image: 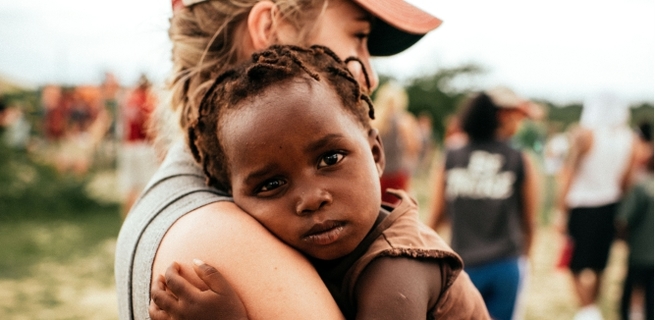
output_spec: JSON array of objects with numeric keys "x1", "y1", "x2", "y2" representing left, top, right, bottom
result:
[
  {"x1": 0, "y1": 211, "x2": 121, "y2": 279},
  {"x1": 0, "y1": 143, "x2": 122, "y2": 319}
]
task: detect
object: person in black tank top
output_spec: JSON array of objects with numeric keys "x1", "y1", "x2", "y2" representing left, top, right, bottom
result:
[{"x1": 428, "y1": 88, "x2": 541, "y2": 320}]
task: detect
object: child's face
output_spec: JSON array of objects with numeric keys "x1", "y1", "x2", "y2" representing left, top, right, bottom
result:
[{"x1": 221, "y1": 78, "x2": 384, "y2": 260}]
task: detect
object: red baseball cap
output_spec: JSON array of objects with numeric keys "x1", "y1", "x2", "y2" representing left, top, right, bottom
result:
[
  {"x1": 354, "y1": 0, "x2": 441, "y2": 56},
  {"x1": 172, "y1": 0, "x2": 441, "y2": 56}
]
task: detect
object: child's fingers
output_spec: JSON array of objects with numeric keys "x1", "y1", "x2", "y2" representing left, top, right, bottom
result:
[
  {"x1": 192, "y1": 259, "x2": 231, "y2": 294},
  {"x1": 164, "y1": 261, "x2": 198, "y2": 298},
  {"x1": 151, "y1": 276, "x2": 180, "y2": 312},
  {"x1": 154, "y1": 274, "x2": 177, "y2": 299},
  {"x1": 148, "y1": 298, "x2": 172, "y2": 320},
  {"x1": 156, "y1": 274, "x2": 172, "y2": 292}
]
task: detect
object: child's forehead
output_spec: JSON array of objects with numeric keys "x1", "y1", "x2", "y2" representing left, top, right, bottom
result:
[{"x1": 221, "y1": 86, "x2": 369, "y2": 156}]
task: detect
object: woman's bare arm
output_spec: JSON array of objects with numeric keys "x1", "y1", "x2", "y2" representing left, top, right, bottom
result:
[
  {"x1": 520, "y1": 153, "x2": 540, "y2": 256},
  {"x1": 153, "y1": 201, "x2": 344, "y2": 320}
]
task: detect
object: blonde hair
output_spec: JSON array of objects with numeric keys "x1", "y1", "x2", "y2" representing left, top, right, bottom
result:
[
  {"x1": 151, "y1": 0, "x2": 326, "y2": 152},
  {"x1": 371, "y1": 81, "x2": 409, "y2": 136}
]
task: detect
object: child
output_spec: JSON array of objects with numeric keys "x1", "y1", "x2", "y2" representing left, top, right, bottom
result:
[
  {"x1": 150, "y1": 45, "x2": 489, "y2": 319},
  {"x1": 616, "y1": 122, "x2": 654, "y2": 320}
]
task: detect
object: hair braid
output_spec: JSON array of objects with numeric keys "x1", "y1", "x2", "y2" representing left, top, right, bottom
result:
[
  {"x1": 188, "y1": 45, "x2": 375, "y2": 192},
  {"x1": 344, "y1": 56, "x2": 371, "y2": 92}
]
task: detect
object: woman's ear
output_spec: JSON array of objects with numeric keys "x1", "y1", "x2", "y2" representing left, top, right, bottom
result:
[
  {"x1": 368, "y1": 128, "x2": 386, "y2": 177},
  {"x1": 247, "y1": 1, "x2": 277, "y2": 50}
]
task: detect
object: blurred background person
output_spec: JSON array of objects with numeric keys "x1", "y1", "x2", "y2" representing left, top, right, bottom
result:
[
  {"x1": 41, "y1": 85, "x2": 66, "y2": 143},
  {"x1": 101, "y1": 72, "x2": 121, "y2": 141},
  {"x1": 372, "y1": 82, "x2": 423, "y2": 205},
  {"x1": 118, "y1": 74, "x2": 158, "y2": 219},
  {"x1": 54, "y1": 86, "x2": 109, "y2": 175},
  {"x1": 443, "y1": 113, "x2": 468, "y2": 150},
  {"x1": 428, "y1": 87, "x2": 541, "y2": 320},
  {"x1": 99, "y1": 72, "x2": 122, "y2": 161},
  {"x1": 416, "y1": 111, "x2": 436, "y2": 174},
  {"x1": 616, "y1": 122, "x2": 653, "y2": 320},
  {"x1": 0, "y1": 96, "x2": 31, "y2": 150},
  {"x1": 555, "y1": 91, "x2": 638, "y2": 320}
]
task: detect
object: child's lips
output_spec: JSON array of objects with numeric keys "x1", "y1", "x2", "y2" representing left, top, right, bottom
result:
[{"x1": 302, "y1": 220, "x2": 346, "y2": 246}]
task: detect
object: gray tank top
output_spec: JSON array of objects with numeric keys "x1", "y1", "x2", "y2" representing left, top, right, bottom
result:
[
  {"x1": 114, "y1": 140, "x2": 231, "y2": 319},
  {"x1": 443, "y1": 140, "x2": 525, "y2": 266}
]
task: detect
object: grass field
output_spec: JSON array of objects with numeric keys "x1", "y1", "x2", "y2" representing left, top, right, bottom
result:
[{"x1": 0, "y1": 152, "x2": 629, "y2": 319}]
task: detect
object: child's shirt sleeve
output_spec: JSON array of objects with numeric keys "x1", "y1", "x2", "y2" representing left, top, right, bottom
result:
[{"x1": 343, "y1": 190, "x2": 491, "y2": 319}]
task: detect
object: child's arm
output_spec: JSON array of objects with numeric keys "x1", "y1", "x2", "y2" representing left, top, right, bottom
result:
[
  {"x1": 149, "y1": 260, "x2": 248, "y2": 320},
  {"x1": 354, "y1": 257, "x2": 442, "y2": 319}
]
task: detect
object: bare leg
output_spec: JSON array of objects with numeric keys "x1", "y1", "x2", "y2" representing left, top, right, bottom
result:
[
  {"x1": 572, "y1": 269, "x2": 604, "y2": 320},
  {"x1": 573, "y1": 268, "x2": 602, "y2": 306}
]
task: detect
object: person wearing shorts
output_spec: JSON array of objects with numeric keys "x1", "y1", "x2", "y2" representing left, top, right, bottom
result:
[{"x1": 557, "y1": 91, "x2": 637, "y2": 320}]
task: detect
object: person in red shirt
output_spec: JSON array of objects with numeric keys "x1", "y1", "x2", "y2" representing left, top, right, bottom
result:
[{"x1": 118, "y1": 75, "x2": 158, "y2": 218}]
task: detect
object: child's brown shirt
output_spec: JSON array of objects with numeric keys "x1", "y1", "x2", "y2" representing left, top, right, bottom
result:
[{"x1": 312, "y1": 190, "x2": 490, "y2": 319}]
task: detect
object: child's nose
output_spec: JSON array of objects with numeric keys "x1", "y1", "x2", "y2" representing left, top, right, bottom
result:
[{"x1": 295, "y1": 188, "x2": 332, "y2": 216}]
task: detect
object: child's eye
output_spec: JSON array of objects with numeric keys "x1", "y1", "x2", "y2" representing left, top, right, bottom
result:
[
  {"x1": 318, "y1": 152, "x2": 345, "y2": 168},
  {"x1": 257, "y1": 179, "x2": 286, "y2": 193}
]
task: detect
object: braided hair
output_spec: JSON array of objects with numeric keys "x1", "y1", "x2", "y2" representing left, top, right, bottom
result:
[{"x1": 187, "y1": 44, "x2": 374, "y2": 191}]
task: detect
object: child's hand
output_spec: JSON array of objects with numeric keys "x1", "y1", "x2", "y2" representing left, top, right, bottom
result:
[{"x1": 149, "y1": 260, "x2": 248, "y2": 320}]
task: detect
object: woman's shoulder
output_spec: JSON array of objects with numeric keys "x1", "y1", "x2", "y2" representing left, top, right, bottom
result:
[{"x1": 155, "y1": 202, "x2": 344, "y2": 320}]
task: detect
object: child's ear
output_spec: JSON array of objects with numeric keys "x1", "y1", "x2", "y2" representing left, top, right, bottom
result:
[
  {"x1": 368, "y1": 128, "x2": 385, "y2": 177},
  {"x1": 247, "y1": 1, "x2": 277, "y2": 50}
]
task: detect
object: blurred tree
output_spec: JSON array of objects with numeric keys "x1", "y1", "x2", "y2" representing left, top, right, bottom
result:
[
  {"x1": 542, "y1": 102, "x2": 583, "y2": 131},
  {"x1": 630, "y1": 102, "x2": 654, "y2": 128},
  {"x1": 541, "y1": 102, "x2": 653, "y2": 132}
]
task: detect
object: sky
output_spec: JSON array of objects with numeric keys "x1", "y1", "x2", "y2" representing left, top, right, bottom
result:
[{"x1": 0, "y1": 0, "x2": 653, "y2": 105}]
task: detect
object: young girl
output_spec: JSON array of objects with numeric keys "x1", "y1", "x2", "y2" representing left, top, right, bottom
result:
[
  {"x1": 150, "y1": 45, "x2": 489, "y2": 319},
  {"x1": 115, "y1": 1, "x2": 443, "y2": 318}
]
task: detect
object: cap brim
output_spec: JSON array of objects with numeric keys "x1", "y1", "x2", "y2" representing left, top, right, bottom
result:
[{"x1": 354, "y1": 0, "x2": 442, "y2": 56}]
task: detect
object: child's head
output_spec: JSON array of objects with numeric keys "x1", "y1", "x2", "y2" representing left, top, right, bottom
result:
[{"x1": 189, "y1": 45, "x2": 385, "y2": 260}]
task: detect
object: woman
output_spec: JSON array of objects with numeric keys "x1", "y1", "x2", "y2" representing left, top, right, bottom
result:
[
  {"x1": 555, "y1": 92, "x2": 637, "y2": 320},
  {"x1": 427, "y1": 87, "x2": 540, "y2": 320},
  {"x1": 114, "y1": 0, "x2": 441, "y2": 319},
  {"x1": 371, "y1": 81, "x2": 423, "y2": 205}
]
